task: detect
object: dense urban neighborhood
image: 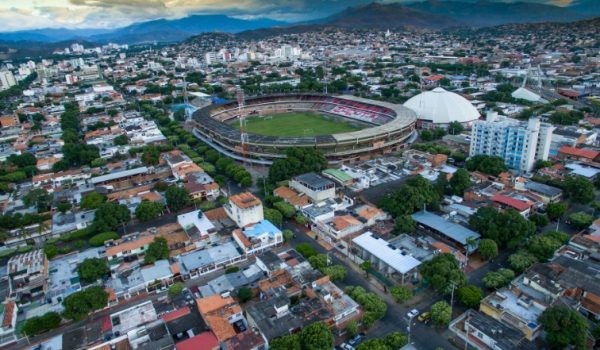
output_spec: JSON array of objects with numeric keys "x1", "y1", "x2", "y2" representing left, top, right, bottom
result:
[{"x1": 0, "y1": 7, "x2": 598, "y2": 350}]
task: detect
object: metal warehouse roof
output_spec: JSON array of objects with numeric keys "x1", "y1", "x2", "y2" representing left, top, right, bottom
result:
[
  {"x1": 411, "y1": 211, "x2": 480, "y2": 246},
  {"x1": 91, "y1": 166, "x2": 149, "y2": 184},
  {"x1": 352, "y1": 231, "x2": 421, "y2": 274}
]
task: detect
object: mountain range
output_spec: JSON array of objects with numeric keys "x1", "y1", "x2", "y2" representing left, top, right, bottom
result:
[{"x1": 0, "y1": 1, "x2": 597, "y2": 50}]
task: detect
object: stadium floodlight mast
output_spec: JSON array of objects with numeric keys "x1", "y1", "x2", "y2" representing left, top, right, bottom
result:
[{"x1": 236, "y1": 87, "x2": 250, "y2": 166}]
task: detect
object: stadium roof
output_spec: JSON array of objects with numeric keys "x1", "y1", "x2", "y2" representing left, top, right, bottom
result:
[
  {"x1": 411, "y1": 211, "x2": 480, "y2": 246},
  {"x1": 403, "y1": 87, "x2": 480, "y2": 124},
  {"x1": 352, "y1": 231, "x2": 421, "y2": 274}
]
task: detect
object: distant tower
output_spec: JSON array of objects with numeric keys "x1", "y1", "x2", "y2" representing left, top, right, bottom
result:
[
  {"x1": 385, "y1": 29, "x2": 391, "y2": 38},
  {"x1": 237, "y1": 88, "x2": 249, "y2": 164}
]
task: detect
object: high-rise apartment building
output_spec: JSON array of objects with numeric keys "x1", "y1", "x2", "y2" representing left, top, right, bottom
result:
[{"x1": 469, "y1": 112, "x2": 554, "y2": 173}]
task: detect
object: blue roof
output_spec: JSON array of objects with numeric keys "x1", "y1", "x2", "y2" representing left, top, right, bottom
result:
[
  {"x1": 412, "y1": 211, "x2": 480, "y2": 245},
  {"x1": 243, "y1": 220, "x2": 281, "y2": 238}
]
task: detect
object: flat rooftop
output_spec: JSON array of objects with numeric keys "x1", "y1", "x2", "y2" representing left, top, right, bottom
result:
[
  {"x1": 412, "y1": 211, "x2": 480, "y2": 246},
  {"x1": 352, "y1": 231, "x2": 421, "y2": 274}
]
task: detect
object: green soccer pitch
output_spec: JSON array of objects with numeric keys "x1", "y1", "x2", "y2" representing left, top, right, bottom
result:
[{"x1": 231, "y1": 112, "x2": 365, "y2": 137}]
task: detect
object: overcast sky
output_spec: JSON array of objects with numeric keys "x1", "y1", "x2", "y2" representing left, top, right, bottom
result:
[{"x1": 0, "y1": 0, "x2": 577, "y2": 31}]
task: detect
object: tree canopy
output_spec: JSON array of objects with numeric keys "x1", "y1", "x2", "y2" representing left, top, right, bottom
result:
[
  {"x1": 466, "y1": 155, "x2": 507, "y2": 176},
  {"x1": 430, "y1": 301, "x2": 452, "y2": 327},
  {"x1": 165, "y1": 186, "x2": 191, "y2": 212},
  {"x1": 527, "y1": 231, "x2": 568, "y2": 261},
  {"x1": 477, "y1": 239, "x2": 498, "y2": 260},
  {"x1": 63, "y1": 286, "x2": 108, "y2": 321},
  {"x1": 420, "y1": 253, "x2": 466, "y2": 294},
  {"x1": 508, "y1": 250, "x2": 538, "y2": 273},
  {"x1": 540, "y1": 305, "x2": 589, "y2": 350},
  {"x1": 22, "y1": 312, "x2": 62, "y2": 336},
  {"x1": 563, "y1": 175, "x2": 595, "y2": 204},
  {"x1": 80, "y1": 192, "x2": 106, "y2": 210},
  {"x1": 135, "y1": 201, "x2": 163, "y2": 222},
  {"x1": 469, "y1": 207, "x2": 535, "y2": 249},
  {"x1": 78, "y1": 258, "x2": 110, "y2": 283},
  {"x1": 482, "y1": 268, "x2": 515, "y2": 289},
  {"x1": 380, "y1": 176, "x2": 441, "y2": 217},
  {"x1": 144, "y1": 237, "x2": 170, "y2": 264},
  {"x1": 92, "y1": 202, "x2": 130, "y2": 233},
  {"x1": 268, "y1": 148, "x2": 327, "y2": 183},
  {"x1": 345, "y1": 286, "x2": 387, "y2": 329},
  {"x1": 448, "y1": 168, "x2": 472, "y2": 196},
  {"x1": 457, "y1": 285, "x2": 484, "y2": 308}
]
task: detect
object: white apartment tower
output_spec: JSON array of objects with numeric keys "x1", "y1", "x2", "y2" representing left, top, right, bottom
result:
[
  {"x1": 469, "y1": 112, "x2": 554, "y2": 173},
  {"x1": 0, "y1": 70, "x2": 17, "y2": 91}
]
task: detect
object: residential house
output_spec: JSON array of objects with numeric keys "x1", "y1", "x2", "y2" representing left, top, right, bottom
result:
[
  {"x1": 196, "y1": 295, "x2": 247, "y2": 343},
  {"x1": 289, "y1": 172, "x2": 335, "y2": 203},
  {"x1": 7, "y1": 250, "x2": 48, "y2": 301},
  {"x1": 225, "y1": 192, "x2": 263, "y2": 228},
  {"x1": 232, "y1": 220, "x2": 283, "y2": 255}
]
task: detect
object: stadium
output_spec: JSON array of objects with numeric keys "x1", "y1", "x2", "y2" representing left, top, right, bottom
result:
[{"x1": 191, "y1": 93, "x2": 417, "y2": 164}]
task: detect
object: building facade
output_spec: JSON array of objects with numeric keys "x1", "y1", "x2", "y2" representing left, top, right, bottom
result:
[{"x1": 470, "y1": 113, "x2": 554, "y2": 173}]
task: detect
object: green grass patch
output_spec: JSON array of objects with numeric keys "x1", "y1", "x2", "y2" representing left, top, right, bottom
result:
[{"x1": 232, "y1": 112, "x2": 364, "y2": 137}]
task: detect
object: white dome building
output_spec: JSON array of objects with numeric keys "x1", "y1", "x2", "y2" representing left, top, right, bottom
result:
[{"x1": 404, "y1": 87, "x2": 480, "y2": 129}]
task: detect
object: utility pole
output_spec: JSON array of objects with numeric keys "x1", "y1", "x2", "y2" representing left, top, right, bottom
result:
[
  {"x1": 407, "y1": 315, "x2": 414, "y2": 344},
  {"x1": 449, "y1": 280, "x2": 458, "y2": 306}
]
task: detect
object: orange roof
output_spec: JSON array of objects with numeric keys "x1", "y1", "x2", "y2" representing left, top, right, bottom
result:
[
  {"x1": 357, "y1": 206, "x2": 383, "y2": 221},
  {"x1": 197, "y1": 295, "x2": 236, "y2": 315},
  {"x1": 332, "y1": 215, "x2": 361, "y2": 231},
  {"x1": 204, "y1": 315, "x2": 237, "y2": 342},
  {"x1": 204, "y1": 207, "x2": 228, "y2": 221},
  {"x1": 173, "y1": 163, "x2": 204, "y2": 178},
  {"x1": 0, "y1": 115, "x2": 18, "y2": 127},
  {"x1": 170, "y1": 262, "x2": 181, "y2": 275},
  {"x1": 274, "y1": 186, "x2": 297, "y2": 200},
  {"x1": 106, "y1": 288, "x2": 117, "y2": 303},
  {"x1": 274, "y1": 187, "x2": 309, "y2": 207},
  {"x1": 491, "y1": 194, "x2": 532, "y2": 211},
  {"x1": 233, "y1": 229, "x2": 251, "y2": 248},
  {"x1": 106, "y1": 234, "x2": 156, "y2": 258},
  {"x1": 162, "y1": 306, "x2": 191, "y2": 322},
  {"x1": 139, "y1": 191, "x2": 162, "y2": 202},
  {"x1": 2, "y1": 300, "x2": 15, "y2": 328},
  {"x1": 558, "y1": 146, "x2": 600, "y2": 160},
  {"x1": 229, "y1": 192, "x2": 261, "y2": 209}
]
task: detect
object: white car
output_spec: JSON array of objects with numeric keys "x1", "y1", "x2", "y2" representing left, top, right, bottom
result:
[{"x1": 407, "y1": 309, "x2": 419, "y2": 318}]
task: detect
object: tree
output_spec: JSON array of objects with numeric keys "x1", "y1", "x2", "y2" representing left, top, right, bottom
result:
[
  {"x1": 168, "y1": 282, "x2": 184, "y2": 297},
  {"x1": 546, "y1": 202, "x2": 567, "y2": 221},
  {"x1": 321, "y1": 265, "x2": 347, "y2": 281},
  {"x1": 282, "y1": 229, "x2": 294, "y2": 242},
  {"x1": 430, "y1": 301, "x2": 452, "y2": 327},
  {"x1": 22, "y1": 312, "x2": 62, "y2": 336},
  {"x1": 238, "y1": 287, "x2": 252, "y2": 302},
  {"x1": 144, "y1": 237, "x2": 169, "y2": 264},
  {"x1": 457, "y1": 285, "x2": 484, "y2": 308},
  {"x1": 141, "y1": 146, "x2": 160, "y2": 165},
  {"x1": 92, "y1": 202, "x2": 130, "y2": 233},
  {"x1": 360, "y1": 261, "x2": 372, "y2": 277},
  {"x1": 380, "y1": 176, "x2": 441, "y2": 217},
  {"x1": 299, "y1": 321, "x2": 333, "y2": 350},
  {"x1": 394, "y1": 215, "x2": 416, "y2": 234},
  {"x1": 63, "y1": 286, "x2": 108, "y2": 321},
  {"x1": 478, "y1": 239, "x2": 498, "y2": 260},
  {"x1": 80, "y1": 192, "x2": 106, "y2": 210},
  {"x1": 469, "y1": 207, "x2": 535, "y2": 249},
  {"x1": 274, "y1": 201, "x2": 296, "y2": 219},
  {"x1": 390, "y1": 285, "x2": 413, "y2": 304},
  {"x1": 386, "y1": 332, "x2": 408, "y2": 349},
  {"x1": 539, "y1": 305, "x2": 589, "y2": 350},
  {"x1": 448, "y1": 168, "x2": 472, "y2": 196},
  {"x1": 23, "y1": 189, "x2": 52, "y2": 212},
  {"x1": 448, "y1": 121, "x2": 464, "y2": 135},
  {"x1": 295, "y1": 213, "x2": 308, "y2": 225},
  {"x1": 8, "y1": 152, "x2": 37, "y2": 168},
  {"x1": 264, "y1": 208, "x2": 283, "y2": 228},
  {"x1": 296, "y1": 243, "x2": 317, "y2": 258},
  {"x1": 113, "y1": 134, "x2": 128, "y2": 146},
  {"x1": 89, "y1": 232, "x2": 119, "y2": 247},
  {"x1": 527, "y1": 231, "x2": 569, "y2": 260},
  {"x1": 465, "y1": 155, "x2": 507, "y2": 176},
  {"x1": 165, "y1": 186, "x2": 191, "y2": 212},
  {"x1": 564, "y1": 175, "x2": 595, "y2": 204},
  {"x1": 135, "y1": 201, "x2": 163, "y2": 222},
  {"x1": 345, "y1": 286, "x2": 387, "y2": 328},
  {"x1": 529, "y1": 213, "x2": 549, "y2": 228},
  {"x1": 357, "y1": 339, "x2": 390, "y2": 350},
  {"x1": 482, "y1": 268, "x2": 515, "y2": 289},
  {"x1": 78, "y1": 258, "x2": 110, "y2": 283},
  {"x1": 569, "y1": 211, "x2": 595, "y2": 230},
  {"x1": 268, "y1": 148, "x2": 327, "y2": 183},
  {"x1": 346, "y1": 320, "x2": 359, "y2": 338},
  {"x1": 308, "y1": 254, "x2": 328, "y2": 269},
  {"x1": 56, "y1": 202, "x2": 72, "y2": 214},
  {"x1": 269, "y1": 334, "x2": 301, "y2": 350},
  {"x1": 419, "y1": 253, "x2": 466, "y2": 294},
  {"x1": 508, "y1": 250, "x2": 538, "y2": 273}
]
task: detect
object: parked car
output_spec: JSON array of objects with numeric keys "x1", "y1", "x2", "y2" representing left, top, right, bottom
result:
[
  {"x1": 418, "y1": 311, "x2": 430, "y2": 323},
  {"x1": 348, "y1": 334, "x2": 364, "y2": 346},
  {"x1": 407, "y1": 309, "x2": 419, "y2": 318}
]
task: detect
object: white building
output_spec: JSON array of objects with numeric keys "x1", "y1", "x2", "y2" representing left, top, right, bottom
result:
[
  {"x1": 0, "y1": 70, "x2": 16, "y2": 91},
  {"x1": 289, "y1": 173, "x2": 335, "y2": 204},
  {"x1": 470, "y1": 112, "x2": 554, "y2": 173},
  {"x1": 233, "y1": 220, "x2": 282, "y2": 255},
  {"x1": 404, "y1": 87, "x2": 480, "y2": 129},
  {"x1": 225, "y1": 192, "x2": 264, "y2": 228},
  {"x1": 177, "y1": 210, "x2": 216, "y2": 239}
]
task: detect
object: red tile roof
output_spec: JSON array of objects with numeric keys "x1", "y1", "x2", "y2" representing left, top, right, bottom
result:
[
  {"x1": 175, "y1": 331, "x2": 219, "y2": 350},
  {"x1": 1, "y1": 300, "x2": 15, "y2": 328},
  {"x1": 558, "y1": 146, "x2": 600, "y2": 160},
  {"x1": 162, "y1": 306, "x2": 191, "y2": 323},
  {"x1": 491, "y1": 194, "x2": 532, "y2": 211}
]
